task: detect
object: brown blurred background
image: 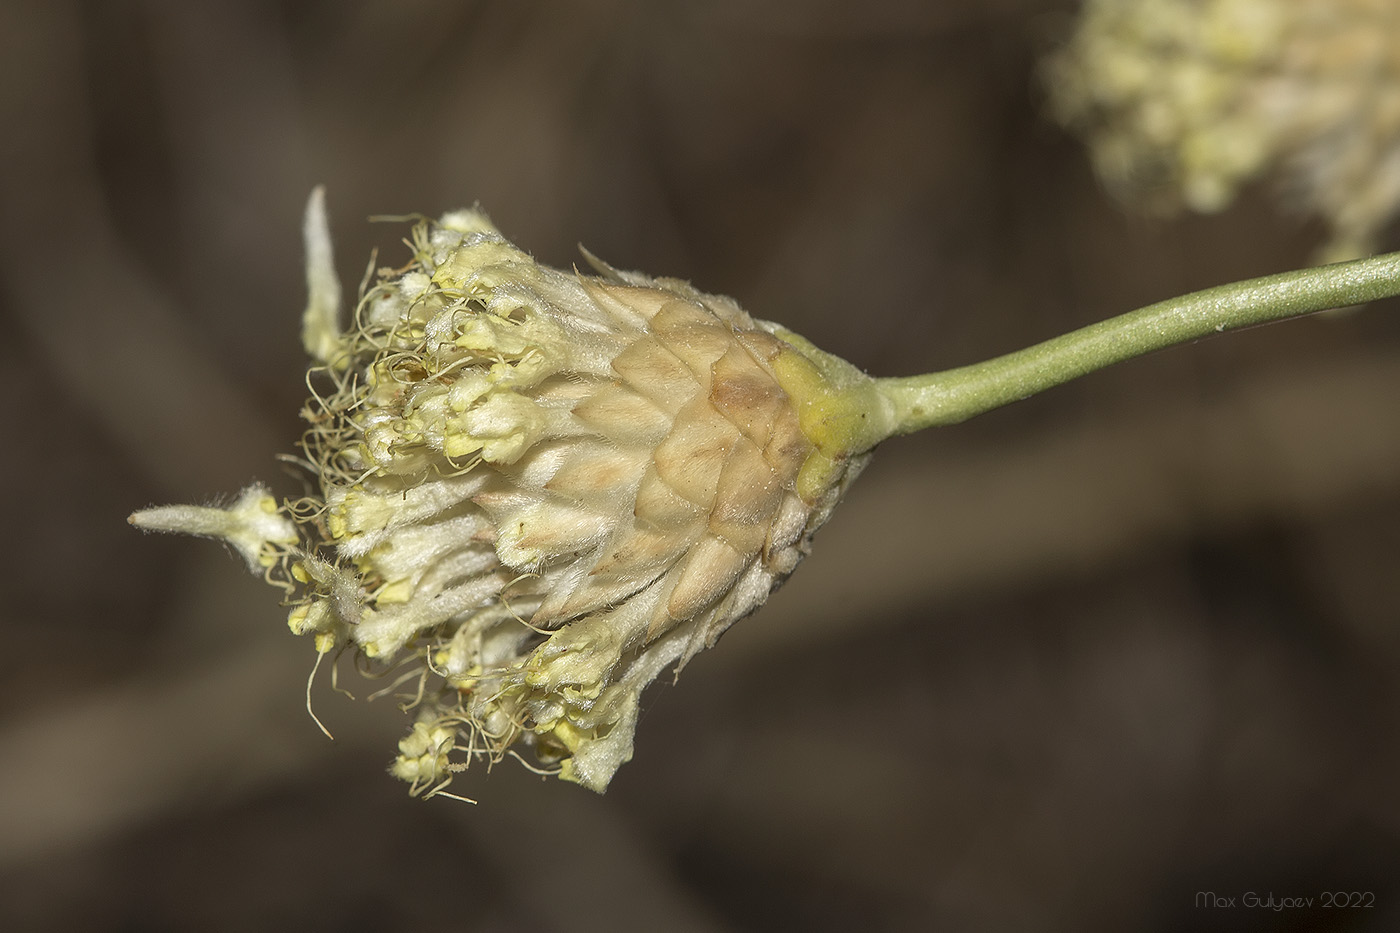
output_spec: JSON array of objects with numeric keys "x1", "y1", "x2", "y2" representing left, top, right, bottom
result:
[{"x1": 2, "y1": 2, "x2": 1398, "y2": 931}]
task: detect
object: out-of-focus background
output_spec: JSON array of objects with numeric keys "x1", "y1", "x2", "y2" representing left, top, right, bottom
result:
[{"x1": 2, "y1": 2, "x2": 1398, "y2": 930}]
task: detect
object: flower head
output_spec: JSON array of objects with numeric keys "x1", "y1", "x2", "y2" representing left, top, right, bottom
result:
[
  {"x1": 1047, "y1": 0, "x2": 1400, "y2": 261},
  {"x1": 132, "y1": 191, "x2": 891, "y2": 796}
]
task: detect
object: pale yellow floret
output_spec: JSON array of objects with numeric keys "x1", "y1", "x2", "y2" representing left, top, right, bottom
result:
[
  {"x1": 301, "y1": 186, "x2": 346, "y2": 366},
  {"x1": 128, "y1": 484, "x2": 297, "y2": 571},
  {"x1": 390, "y1": 719, "x2": 460, "y2": 792}
]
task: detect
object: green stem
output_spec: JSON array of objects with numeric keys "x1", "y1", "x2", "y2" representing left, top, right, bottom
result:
[{"x1": 877, "y1": 251, "x2": 1400, "y2": 435}]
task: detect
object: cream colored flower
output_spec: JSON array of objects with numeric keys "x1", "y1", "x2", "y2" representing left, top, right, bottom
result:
[
  {"x1": 132, "y1": 190, "x2": 892, "y2": 797},
  {"x1": 128, "y1": 484, "x2": 297, "y2": 571},
  {"x1": 1047, "y1": 0, "x2": 1400, "y2": 261}
]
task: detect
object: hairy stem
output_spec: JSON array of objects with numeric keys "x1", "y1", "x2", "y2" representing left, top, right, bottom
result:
[{"x1": 876, "y1": 251, "x2": 1400, "y2": 436}]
